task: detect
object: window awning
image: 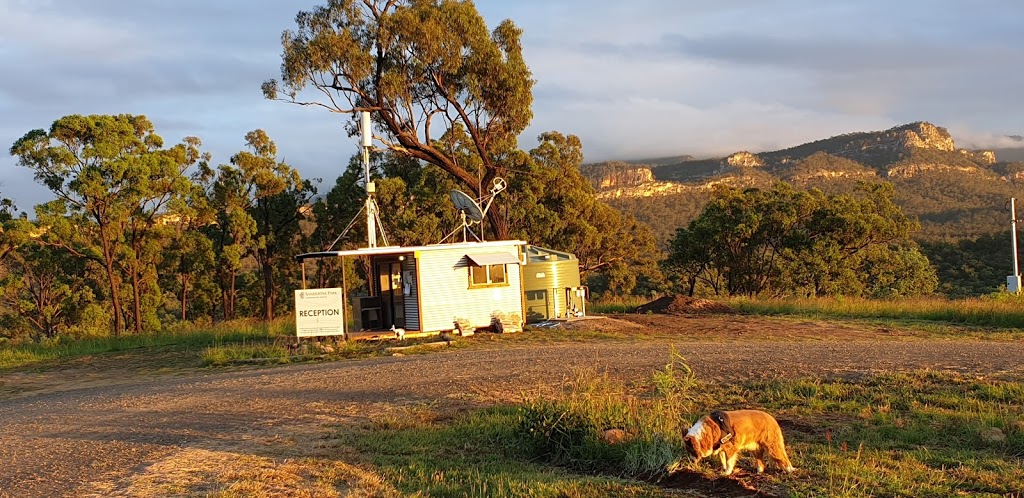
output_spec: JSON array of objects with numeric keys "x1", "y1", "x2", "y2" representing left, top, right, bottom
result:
[{"x1": 466, "y1": 252, "x2": 520, "y2": 266}]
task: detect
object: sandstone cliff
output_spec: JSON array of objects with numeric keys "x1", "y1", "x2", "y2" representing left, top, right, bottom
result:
[
  {"x1": 582, "y1": 121, "x2": 1024, "y2": 241},
  {"x1": 580, "y1": 161, "x2": 653, "y2": 190}
]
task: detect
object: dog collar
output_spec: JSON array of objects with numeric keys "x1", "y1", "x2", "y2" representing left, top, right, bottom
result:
[{"x1": 710, "y1": 410, "x2": 734, "y2": 449}]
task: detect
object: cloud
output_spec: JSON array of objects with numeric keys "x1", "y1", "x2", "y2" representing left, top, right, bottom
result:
[
  {"x1": 0, "y1": 0, "x2": 155, "y2": 63},
  {"x1": 950, "y1": 126, "x2": 1024, "y2": 150},
  {"x1": 526, "y1": 95, "x2": 894, "y2": 161},
  {"x1": 4, "y1": 0, "x2": 1024, "y2": 210}
]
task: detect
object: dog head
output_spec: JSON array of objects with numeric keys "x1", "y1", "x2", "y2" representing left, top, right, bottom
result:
[{"x1": 683, "y1": 415, "x2": 723, "y2": 460}]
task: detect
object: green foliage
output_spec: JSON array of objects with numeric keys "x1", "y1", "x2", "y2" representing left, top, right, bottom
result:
[
  {"x1": 200, "y1": 130, "x2": 315, "y2": 322},
  {"x1": 9, "y1": 114, "x2": 201, "y2": 335},
  {"x1": 919, "y1": 231, "x2": 1011, "y2": 298},
  {"x1": 508, "y1": 132, "x2": 663, "y2": 296},
  {"x1": 667, "y1": 182, "x2": 936, "y2": 297},
  {"x1": 0, "y1": 235, "x2": 94, "y2": 342},
  {"x1": 265, "y1": 0, "x2": 534, "y2": 238},
  {"x1": 0, "y1": 195, "x2": 15, "y2": 224}
]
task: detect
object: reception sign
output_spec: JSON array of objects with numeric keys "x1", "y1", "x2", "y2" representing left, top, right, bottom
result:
[{"x1": 294, "y1": 288, "x2": 345, "y2": 337}]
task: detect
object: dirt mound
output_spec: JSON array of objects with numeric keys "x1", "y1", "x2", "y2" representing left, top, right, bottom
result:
[{"x1": 635, "y1": 295, "x2": 736, "y2": 315}]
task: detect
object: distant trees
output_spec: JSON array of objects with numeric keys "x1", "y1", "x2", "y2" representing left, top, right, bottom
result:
[
  {"x1": 0, "y1": 238, "x2": 92, "y2": 341},
  {"x1": 666, "y1": 182, "x2": 937, "y2": 298},
  {"x1": 919, "y1": 232, "x2": 1011, "y2": 297},
  {"x1": 263, "y1": 0, "x2": 533, "y2": 239}
]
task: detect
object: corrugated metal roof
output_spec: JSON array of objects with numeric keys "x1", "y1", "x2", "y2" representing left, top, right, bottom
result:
[
  {"x1": 525, "y1": 245, "x2": 577, "y2": 262},
  {"x1": 466, "y1": 252, "x2": 521, "y2": 266},
  {"x1": 295, "y1": 240, "x2": 527, "y2": 261}
]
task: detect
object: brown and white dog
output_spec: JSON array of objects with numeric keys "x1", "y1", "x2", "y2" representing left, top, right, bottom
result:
[{"x1": 683, "y1": 409, "x2": 794, "y2": 475}]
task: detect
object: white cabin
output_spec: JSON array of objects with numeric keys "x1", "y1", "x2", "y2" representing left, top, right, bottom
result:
[{"x1": 296, "y1": 240, "x2": 527, "y2": 337}]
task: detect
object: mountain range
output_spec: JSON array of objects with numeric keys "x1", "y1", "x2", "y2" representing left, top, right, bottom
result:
[{"x1": 582, "y1": 122, "x2": 1024, "y2": 246}]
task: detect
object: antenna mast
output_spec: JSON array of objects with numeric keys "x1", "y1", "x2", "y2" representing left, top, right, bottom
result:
[
  {"x1": 361, "y1": 111, "x2": 388, "y2": 248},
  {"x1": 321, "y1": 111, "x2": 390, "y2": 251},
  {"x1": 1009, "y1": 198, "x2": 1021, "y2": 293}
]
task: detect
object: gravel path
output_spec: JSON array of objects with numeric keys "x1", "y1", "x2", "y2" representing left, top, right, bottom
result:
[{"x1": 2, "y1": 317, "x2": 1024, "y2": 497}]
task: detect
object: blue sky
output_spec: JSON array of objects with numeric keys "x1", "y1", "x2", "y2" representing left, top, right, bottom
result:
[{"x1": 2, "y1": 0, "x2": 1023, "y2": 209}]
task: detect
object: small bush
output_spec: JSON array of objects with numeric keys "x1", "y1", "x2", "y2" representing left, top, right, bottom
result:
[{"x1": 517, "y1": 355, "x2": 697, "y2": 477}]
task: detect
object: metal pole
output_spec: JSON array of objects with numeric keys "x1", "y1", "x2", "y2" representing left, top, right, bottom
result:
[
  {"x1": 1013, "y1": 198, "x2": 1020, "y2": 278},
  {"x1": 341, "y1": 255, "x2": 347, "y2": 341},
  {"x1": 362, "y1": 111, "x2": 377, "y2": 248}
]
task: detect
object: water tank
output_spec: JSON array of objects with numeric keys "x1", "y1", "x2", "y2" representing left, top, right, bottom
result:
[{"x1": 522, "y1": 245, "x2": 582, "y2": 322}]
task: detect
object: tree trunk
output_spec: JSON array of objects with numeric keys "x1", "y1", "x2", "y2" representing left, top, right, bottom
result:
[
  {"x1": 130, "y1": 267, "x2": 143, "y2": 333},
  {"x1": 180, "y1": 273, "x2": 189, "y2": 321},
  {"x1": 262, "y1": 257, "x2": 274, "y2": 322},
  {"x1": 487, "y1": 209, "x2": 510, "y2": 240},
  {"x1": 98, "y1": 224, "x2": 124, "y2": 336},
  {"x1": 228, "y1": 271, "x2": 236, "y2": 320}
]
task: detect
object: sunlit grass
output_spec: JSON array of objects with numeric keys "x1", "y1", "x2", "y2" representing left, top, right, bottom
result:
[
  {"x1": 731, "y1": 295, "x2": 1024, "y2": 329},
  {"x1": 0, "y1": 319, "x2": 293, "y2": 370},
  {"x1": 346, "y1": 349, "x2": 1024, "y2": 497},
  {"x1": 349, "y1": 405, "x2": 672, "y2": 497},
  {"x1": 589, "y1": 295, "x2": 650, "y2": 314}
]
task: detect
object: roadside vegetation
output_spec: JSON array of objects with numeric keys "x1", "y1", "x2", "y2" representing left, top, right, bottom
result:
[
  {"x1": 347, "y1": 354, "x2": 1024, "y2": 497},
  {"x1": 8, "y1": 290, "x2": 1024, "y2": 370},
  {"x1": 0, "y1": 320, "x2": 292, "y2": 370},
  {"x1": 730, "y1": 294, "x2": 1024, "y2": 330}
]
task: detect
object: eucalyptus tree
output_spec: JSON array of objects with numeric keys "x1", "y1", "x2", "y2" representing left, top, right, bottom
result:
[
  {"x1": 10, "y1": 114, "x2": 202, "y2": 335},
  {"x1": 264, "y1": 0, "x2": 533, "y2": 239},
  {"x1": 666, "y1": 182, "x2": 935, "y2": 297},
  {"x1": 0, "y1": 235, "x2": 93, "y2": 341},
  {"x1": 508, "y1": 132, "x2": 662, "y2": 295},
  {"x1": 209, "y1": 130, "x2": 315, "y2": 321},
  {"x1": 0, "y1": 195, "x2": 18, "y2": 263}
]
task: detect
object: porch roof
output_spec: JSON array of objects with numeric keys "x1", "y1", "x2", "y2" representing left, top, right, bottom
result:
[{"x1": 295, "y1": 240, "x2": 527, "y2": 262}]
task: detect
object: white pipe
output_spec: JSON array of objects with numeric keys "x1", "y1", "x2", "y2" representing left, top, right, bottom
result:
[
  {"x1": 362, "y1": 111, "x2": 376, "y2": 248},
  {"x1": 1012, "y1": 198, "x2": 1020, "y2": 277}
]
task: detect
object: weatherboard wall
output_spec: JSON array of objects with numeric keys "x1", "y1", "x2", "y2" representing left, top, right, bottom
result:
[{"x1": 415, "y1": 244, "x2": 524, "y2": 332}]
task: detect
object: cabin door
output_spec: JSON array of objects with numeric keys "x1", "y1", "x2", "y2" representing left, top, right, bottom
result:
[{"x1": 377, "y1": 260, "x2": 406, "y2": 329}]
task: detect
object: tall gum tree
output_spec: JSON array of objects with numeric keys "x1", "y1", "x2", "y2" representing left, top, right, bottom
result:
[
  {"x1": 10, "y1": 114, "x2": 201, "y2": 335},
  {"x1": 210, "y1": 130, "x2": 315, "y2": 321},
  {"x1": 263, "y1": 0, "x2": 534, "y2": 239}
]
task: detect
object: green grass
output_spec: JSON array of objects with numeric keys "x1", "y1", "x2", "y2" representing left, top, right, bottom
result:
[
  {"x1": 589, "y1": 295, "x2": 650, "y2": 314},
  {"x1": 0, "y1": 319, "x2": 293, "y2": 370},
  {"x1": 731, "y1": 295, "x2": 1024, "y2": 329},
  {"x1": 199, "y1": 336, "x2": 413, "y2": 366},
  {"x1": 348, "y1": 405, "x2": 672, "y2": 497},
  {"x1": 347, "y1": 357, "x2": 1024, "y2": 497}
]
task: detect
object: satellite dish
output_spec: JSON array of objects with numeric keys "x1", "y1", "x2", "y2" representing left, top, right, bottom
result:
[
  {"x1": 441, "y1": 178, "x2": 507, "y2": 243},
  {"x1": 449, "y1": 189, "x2": 485, "y2": 222}
]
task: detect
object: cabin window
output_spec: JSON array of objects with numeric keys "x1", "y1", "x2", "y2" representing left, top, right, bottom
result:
[{"x1": 470, "y1": 263, "x2": 508, "y2": 287}]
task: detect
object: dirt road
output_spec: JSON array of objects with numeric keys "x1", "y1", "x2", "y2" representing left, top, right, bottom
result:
[{"x1": 2, "y1": 315, "x2": 1023, "y2": 497}]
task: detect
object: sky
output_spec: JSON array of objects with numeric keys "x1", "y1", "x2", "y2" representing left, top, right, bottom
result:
[{"x1": 2, "y1": 0, "x2": 1023, "y2": 209}]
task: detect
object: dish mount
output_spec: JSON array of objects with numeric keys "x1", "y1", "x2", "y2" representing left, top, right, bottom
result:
[{"x1": 441, "y1": 177, "x2": 506, "y2": 243}]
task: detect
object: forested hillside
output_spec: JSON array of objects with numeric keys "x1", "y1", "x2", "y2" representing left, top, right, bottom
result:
[{"x1": 585, "y1": 122, "x2": 1024, "y2": 246}]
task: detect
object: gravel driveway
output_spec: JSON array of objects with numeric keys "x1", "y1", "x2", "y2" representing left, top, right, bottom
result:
[{"x1": 2, "y1": 315, "x2": 1023, "y2": 497}]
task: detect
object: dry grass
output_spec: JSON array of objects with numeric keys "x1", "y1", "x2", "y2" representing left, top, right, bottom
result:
[{"x1": 82, "y1": 448, "x2": 401, "y2": 498}]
